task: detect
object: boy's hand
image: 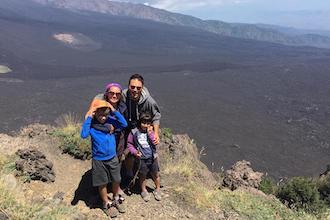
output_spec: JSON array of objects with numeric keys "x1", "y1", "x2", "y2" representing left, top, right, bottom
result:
[{"x1": 107, "y1": 124, "x2": 115, "y2": 134}]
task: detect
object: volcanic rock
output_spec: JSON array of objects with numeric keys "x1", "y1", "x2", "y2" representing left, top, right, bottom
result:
[
  {"x1": 15, "y1": 148, "x2": 55, "y2": 182},
  {"x1": 223, "y1": 160, "x2": 263, "y2": 190}
]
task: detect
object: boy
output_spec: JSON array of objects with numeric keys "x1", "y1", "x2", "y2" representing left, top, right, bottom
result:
[
  {"x1": 126, "y1": 112, "x2": 161, "y2": 202},
  {"x1": 81, "y1": 99, "x2": 127, "y2": 218}
]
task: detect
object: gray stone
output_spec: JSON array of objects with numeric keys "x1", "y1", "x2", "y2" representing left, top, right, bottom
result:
[
  {"x1": 15, "y1": 148, "x2": 55, "y2": 183},
  {"x1": 223, "y1": 160, "x2": 263, "y2": 190}
]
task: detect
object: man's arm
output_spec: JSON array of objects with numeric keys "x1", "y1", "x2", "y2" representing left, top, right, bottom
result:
[
  {"x1": 153, "y1": 124, "x2": 160, "y2": 145},
  {"x1": 147, "y1": 96, "x2": 161, "y2": 145}
]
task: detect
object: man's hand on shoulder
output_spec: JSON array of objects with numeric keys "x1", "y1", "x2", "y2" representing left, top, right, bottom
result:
[{"x1": 153, "y1": 132, "x2": 160, "y2": 145}]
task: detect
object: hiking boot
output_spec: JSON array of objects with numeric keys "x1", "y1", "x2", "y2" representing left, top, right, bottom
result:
[
  {"x1": 153, "y1": 190, "x2": 162, "y2": 201},
  {"x1": 141, "y1": 191, "x2": 150, "y2": 202},
  {"x1": 112, "y1": 200, "x2": 126, "y2": 213},
  {"x1": 103, "y1": 202, "x2": 118, "y2": 218}
]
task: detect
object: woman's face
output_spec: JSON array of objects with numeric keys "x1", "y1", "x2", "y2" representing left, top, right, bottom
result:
[{"x1": 106, "y1": 86, "x2": 121, "y2": 105}]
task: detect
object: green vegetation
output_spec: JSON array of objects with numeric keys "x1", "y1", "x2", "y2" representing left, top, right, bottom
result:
[
  {"x1": 259, "y1": 176, "x2": 278, "y2": 195},
  {"x1": 276, "y1": 177, "x2": 326, "y2": 214},
  {"x1": 318, "y1": 175, "x2": 330, "y2": 205},
  {"x1": 161, "y1": 127, "x2": 173, "y2": 140},
  {"x1": 53, "y1": 113, "x2": 91, "y2": 160}
]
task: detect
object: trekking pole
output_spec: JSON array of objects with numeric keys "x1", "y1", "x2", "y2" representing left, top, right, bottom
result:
[{"x1": 126, "y1": 157, "x2": 141, "y2": 192}]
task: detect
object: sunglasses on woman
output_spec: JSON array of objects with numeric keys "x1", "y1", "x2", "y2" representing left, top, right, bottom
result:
[{"x1": 108, "y1": 91, "x2": 121, "y2": 97}]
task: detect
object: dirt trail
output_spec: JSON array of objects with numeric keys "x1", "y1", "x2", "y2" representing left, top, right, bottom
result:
[{"x1": 0, "y1": 125, "x2": 196, "y2": 219}]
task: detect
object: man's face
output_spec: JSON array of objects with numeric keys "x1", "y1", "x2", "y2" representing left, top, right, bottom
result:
[{"x1": 129, "y1": 79, "x2": 143, "y2": 101}]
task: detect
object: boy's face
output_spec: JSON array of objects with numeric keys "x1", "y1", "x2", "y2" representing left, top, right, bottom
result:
[{"x1": 95, "y1": 107, "x2": 110, "y2": 124}]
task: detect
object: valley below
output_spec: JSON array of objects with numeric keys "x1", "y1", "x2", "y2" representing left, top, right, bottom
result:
[
  {"x1": 1, "y1": 58, "x2": 329, "y2": 179},
  {"x1": 0, "y1": 0, "x2": 330, "y2": 180}
]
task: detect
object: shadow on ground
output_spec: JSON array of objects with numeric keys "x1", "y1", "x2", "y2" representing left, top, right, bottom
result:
[{"x1": 71, "y1": 169, "x2": 101, "y2": 209}]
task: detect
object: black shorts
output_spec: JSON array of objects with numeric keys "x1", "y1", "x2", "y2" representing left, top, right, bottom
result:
[
  {"x1": 138, "y1": 158, "x2": 159, "y2": 178},
  {"x1": 92, "y1": 157, "x2": 121, "y2": 187}
]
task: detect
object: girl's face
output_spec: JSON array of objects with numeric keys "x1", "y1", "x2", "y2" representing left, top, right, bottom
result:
[
  {"x1": 95, "y1": 107, "x2": 110, "y2": 124},
  {"x1": 106, "y1": 86, "x2": 121, "y2": 105},
  {"x1": 140, "y1": 120, "x2": 151, "y2": 132}
]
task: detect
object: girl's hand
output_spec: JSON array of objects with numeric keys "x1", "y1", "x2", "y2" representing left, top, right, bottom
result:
[
  {"x1": 136, "y1": 151, "x2": 142, "y2": 158},
  {"x1": 147, "y1": 125, "x2": 154, "y2": 133}
]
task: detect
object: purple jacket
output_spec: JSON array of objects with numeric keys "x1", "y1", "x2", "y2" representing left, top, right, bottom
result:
[{"x1": 127, "y1": 128, "x2": 156, "y2": 158}]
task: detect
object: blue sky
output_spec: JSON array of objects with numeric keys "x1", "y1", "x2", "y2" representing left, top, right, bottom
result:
[{"x1": 117, "y1": 0, "x2": 330, "y2": 30}]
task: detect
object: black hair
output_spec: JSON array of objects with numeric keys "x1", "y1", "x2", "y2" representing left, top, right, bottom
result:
[
  {"x1": 139, "y1": 111, "x2": 152, "y2": 124},
  {"x1": 129, "y1": 73, "x2": 144, "y2": 85},
  {"x1": 95, "y1": 107, "x2": 110, "y2": 115}
]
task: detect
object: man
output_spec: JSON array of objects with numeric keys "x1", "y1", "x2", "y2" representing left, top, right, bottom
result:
[{"x1": 122, "y1": 73, "x2": 161, "y2": 145}]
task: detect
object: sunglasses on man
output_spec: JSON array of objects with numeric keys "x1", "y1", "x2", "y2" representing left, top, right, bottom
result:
[{"x1": 130, "y1": 85, "x2": 142, "y2": 91}]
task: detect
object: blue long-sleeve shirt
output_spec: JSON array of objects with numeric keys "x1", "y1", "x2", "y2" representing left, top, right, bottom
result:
[{"x1": 81, "y1": 111, "x2": 128, "y2": 161}]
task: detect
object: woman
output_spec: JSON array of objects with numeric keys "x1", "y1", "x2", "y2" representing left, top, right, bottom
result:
[
  {"x1": 96, "y1": 83, "x2": 128, "y2": 160},
  {"x1": 93, "y1": 83, "x2": 128, "y2": 199}
]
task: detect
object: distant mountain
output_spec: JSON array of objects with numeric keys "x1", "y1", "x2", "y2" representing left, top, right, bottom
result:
[
  {"x1": 27, "y1": 0, "x2": 330, "y2": 49},
  {"x1": 256, "y1": 23, "x2": 330, "y2": 38}
]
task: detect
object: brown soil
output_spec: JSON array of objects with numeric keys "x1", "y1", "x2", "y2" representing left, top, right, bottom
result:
[{"x1": 0, "y1": 124, "x2": 218, "y2": 219}]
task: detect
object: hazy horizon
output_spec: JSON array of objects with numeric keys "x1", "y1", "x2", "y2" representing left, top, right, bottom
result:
[{"x1": 116, "y1": 0, "x2": 330, "y2": 31}]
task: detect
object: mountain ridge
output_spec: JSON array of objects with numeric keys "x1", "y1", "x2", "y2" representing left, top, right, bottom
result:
[{"x1": 28, "y1": 0, "x2": 330, "y2": 48}]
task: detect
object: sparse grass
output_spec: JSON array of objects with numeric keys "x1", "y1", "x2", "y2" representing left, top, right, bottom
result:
[
  {"x1": 53, "y1": 113, "x2": 91, "y2": 160},
  {"x1": 0, "y1": 153, "x2": 75, "y2": 219},
  {"x1": 170, "y1": 176, "x2": 319, "y2": 219},
  {"x1": 172, "y1": 182, "x2": 218, "y2": 209},
  {"x1": 163, "y1": 157, "x2": 197, "y2": 178},
  {"x1": 161, "y1": 136, "x2": 327, "y2": 219},
  {"x1": 161, "y1": 127, "x2": 173, "y2": 140},
  {"x1": 0, "y1": 180, "x2": 74, "y2": 219},
  {"x1": 218, "y1": 189, "x2": 319, "y2": 220},
  {"x1": 0, "y1": 154, "x2": 16, "y2": 174}
]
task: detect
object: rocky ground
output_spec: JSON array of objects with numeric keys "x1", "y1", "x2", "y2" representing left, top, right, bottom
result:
[
  {"x1": 0, "y1": 124, "x2": 226, "y2": 219},
  {"x1": 0, "y1": 124, "x2": 323, "y2": 220}
]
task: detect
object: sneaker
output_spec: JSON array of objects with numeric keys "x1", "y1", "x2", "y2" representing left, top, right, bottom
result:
[
  {"x1": 141, "y1": 191, "x2": 150, "y2": 202},
  {"x1": 112, "y1": 200, "x2": 126, "y2": 213},
  {"x1": 118, "y1": 189, "x2": 125, "y2": 202},
  {"x1": 102, "y1": 202, "x2": 118, "y2": 218},
  {"x1": 153, "y1": 190, "x2": 162, "y2": 201}
]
